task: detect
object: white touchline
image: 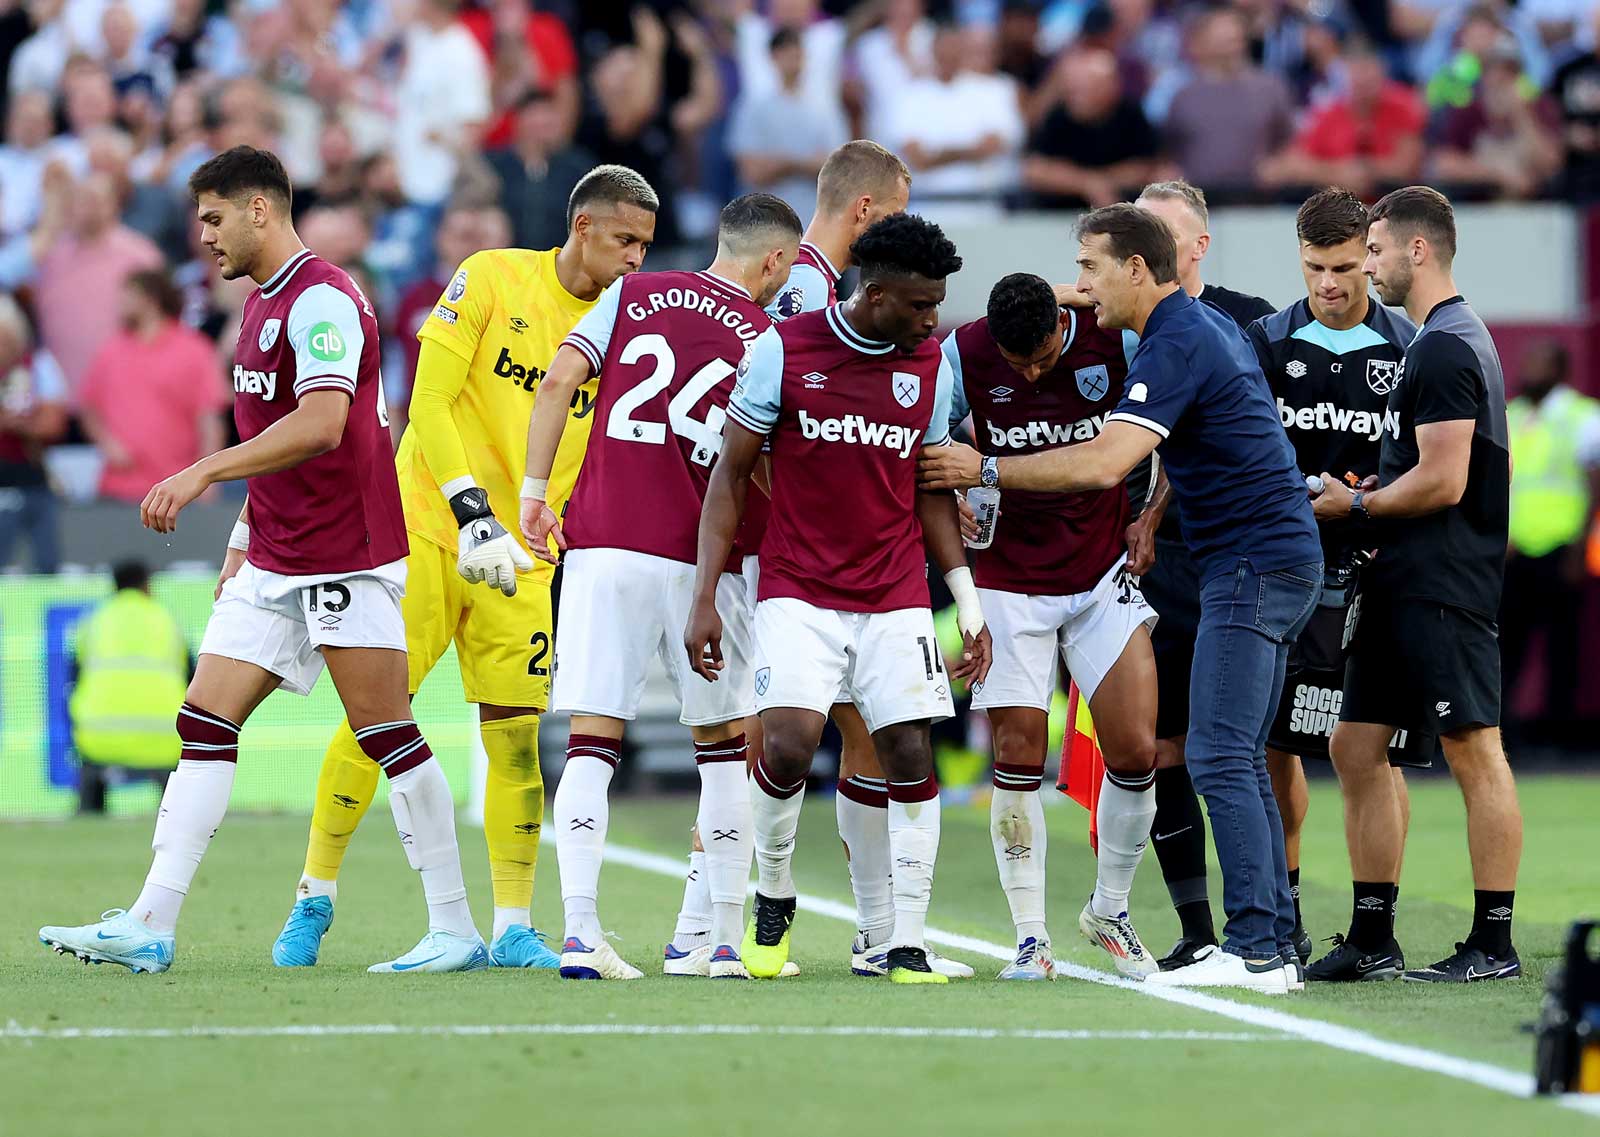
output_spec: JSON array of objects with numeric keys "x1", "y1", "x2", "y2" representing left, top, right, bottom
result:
[
  {"x1": 604, "y1": 843, "x2": 1600, "y2": 1122},
  {"x1": 0, "y1": 1022, "x2": 1277, "y2": 1043}
]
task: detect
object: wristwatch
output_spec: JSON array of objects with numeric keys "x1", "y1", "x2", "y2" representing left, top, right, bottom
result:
[
  {"x1": 980, "y1": 455, "x2": 1000, "y2": 489},
  {"x1": 1350, "y1": 490, "x2": 1370, "y2": 520}
]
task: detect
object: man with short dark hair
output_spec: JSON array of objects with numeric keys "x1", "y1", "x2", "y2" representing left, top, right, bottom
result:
[
  {"x1": 921, "y1": 202, "x2": 1321, "y2": 992},
  {"x1": 689, "y1": 212, "x2": 992, "y2": 985},
  {"x1": 520, "y1": 192, "x2": 802, "y2": 981},
  {"x1": 1248, "y1": 187, "x2": 1432, "y2": 977},
  {"x1": 944, "y1": 272, "x2": 1160, "y2": 980},
  {"x1": 1311, "y1": 185, "x2": 1523, "y2": 982}
]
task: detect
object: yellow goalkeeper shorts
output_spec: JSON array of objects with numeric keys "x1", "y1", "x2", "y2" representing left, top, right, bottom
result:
[{"x1": 401, "y1": 536, "x2": 554, "y2": 710}]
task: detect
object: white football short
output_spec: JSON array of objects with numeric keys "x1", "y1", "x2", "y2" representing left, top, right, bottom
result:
[
  {"x1": 551, "y1": 546, "x2": 753, "y2": 726},
  {"x1": 971, "y1": 559, "x2": 1157, "y2": 712},
  {"x1": 742, "y1": 554, "x2": 760, "y2": 615},
  {"x1": 752, "y1": 598, "x2": 954, "y2": 733},
  {"x1": 198, "y1": 557, "x2": 408, "y2": 696}
]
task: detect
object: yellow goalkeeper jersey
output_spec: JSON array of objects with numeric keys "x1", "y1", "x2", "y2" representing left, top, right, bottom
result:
[{"x1": 395, "y1": 247, "x2": 600, "y2": 580}]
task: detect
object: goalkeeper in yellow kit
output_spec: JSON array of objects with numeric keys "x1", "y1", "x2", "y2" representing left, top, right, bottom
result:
[{"x1": 272, "y1": 166, "x2": 659, "y2": 967}]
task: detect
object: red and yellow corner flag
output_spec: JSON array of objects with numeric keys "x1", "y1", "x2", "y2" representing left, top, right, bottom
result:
[{"x1": 1056, "y1": 680, "x2": 1104, "y2": 852}]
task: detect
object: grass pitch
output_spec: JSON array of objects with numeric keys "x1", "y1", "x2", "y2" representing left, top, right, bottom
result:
[{"x1": 3, "y1": 773, "x2": 1598, "y2": 1136}]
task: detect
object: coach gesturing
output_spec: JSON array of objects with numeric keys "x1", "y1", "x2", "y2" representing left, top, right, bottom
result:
[
  {"x1": 1310, "y1": 187, "x2": 1522, "y2": 983},
  {"x1": 921, "y1": 204, "x2": 1321, "y2": 992}
]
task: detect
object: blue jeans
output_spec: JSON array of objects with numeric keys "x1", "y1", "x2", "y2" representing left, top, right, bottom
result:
[
  {"x1": 0, "y1": 484, "x2": 60, "y2": 573},
  {"x1": 1186, "y1": 559, "x2": 1322, "y2": 961}
]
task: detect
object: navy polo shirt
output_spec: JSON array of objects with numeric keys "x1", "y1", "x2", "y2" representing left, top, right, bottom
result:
[{"x1": 1107, "y1": 288, "x2": 1319, "y2": 582}]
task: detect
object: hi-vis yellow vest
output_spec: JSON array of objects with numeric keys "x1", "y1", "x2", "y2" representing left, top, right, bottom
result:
[
  {"x1": 1508, "y1": 387, "x2": 1599, "y2": 558},
  {"x1": 69, "y1": 589, "x2": 188, "y2": 768}
]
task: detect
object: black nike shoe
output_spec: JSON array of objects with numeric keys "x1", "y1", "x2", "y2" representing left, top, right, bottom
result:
[
  {"x1": 886, "y1": 945, "x2": 948, "y2": 985},
  {"x1": 1404, "y1": 942, "x2": 1522, "y2": 983},
  {"x1": 1158, "y1": 935, "x2": 1218, "y2": 972},
  {"x1": 1292, "y1": 925, "x2": 1314, "y2": 967},
  {"x1": 1305, "y1": 933, "x2": 1404, "y2": 982}
]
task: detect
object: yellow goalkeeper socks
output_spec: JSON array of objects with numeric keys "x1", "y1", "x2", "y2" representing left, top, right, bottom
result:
[
  {"x1": 481, "y1": 713, "x2": 544, "y2": 938},
  {"x1": 301, "y1": 719, "x2": 380, "y2": 891}
]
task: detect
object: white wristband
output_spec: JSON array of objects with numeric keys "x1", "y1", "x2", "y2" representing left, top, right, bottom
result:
[
  {"x1": 227, "y1": 521, "x2": 249, "y2": 552},
  {"x1": 521, "y1": 475, "x2": 548, "y2": 501},
  {"x1": 943, "y1": 565, "x2": 984, "y2": 639}
]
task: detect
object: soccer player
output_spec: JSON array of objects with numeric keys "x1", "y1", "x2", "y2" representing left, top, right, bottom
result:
[
  {"x1": 39, "y1": 146, "x2": 483, "y2": 973},
  {"x1": 1311, "y1": 187, "x2": 1522, "y2": 983},
  {"x1": 922, "y1": 205, "x2": 1321, "y2": 993},
  {"x1": 1246, "y1": 187, "x2": 1432, "y2": 977},
  {"x1": 269, "y1": 165, "x2": 660, "y2": 969},
  {"x1": 686, "y1": 213, "x2": 992, "y2": 984},
  {"x1": 668, "y1": 141, "x2": 920, "y2": 977},
  {"x1": 1132, "y1": 181, "x2": 1276, "y2": 970},
  {"x1": 944, "y1": 273, "x2": 1159, "y2": 980},
  {"x1": 520, "y1": 193, "x2": 804, "y2": 980}
]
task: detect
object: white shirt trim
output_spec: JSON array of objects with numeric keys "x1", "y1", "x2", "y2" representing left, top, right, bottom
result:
[
  {"x1": 825, "y1": 305, "x2": 894, "y2": 355},
  {"x1": 260, "y1": 248, "x2": 315, "y2": 298},
  {"x1": 1105, "y1": 411, "x2": 1170, "y2": 439}
]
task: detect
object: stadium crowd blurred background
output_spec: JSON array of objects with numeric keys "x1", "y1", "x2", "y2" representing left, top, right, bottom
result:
[{"x1": 3, "y1": 0, "x2": 1600, "y2": 816}]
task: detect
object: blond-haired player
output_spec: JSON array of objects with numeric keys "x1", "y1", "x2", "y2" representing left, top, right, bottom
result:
[{"x1": 270, "y1": 166, "x2": 659, "y2": 968}]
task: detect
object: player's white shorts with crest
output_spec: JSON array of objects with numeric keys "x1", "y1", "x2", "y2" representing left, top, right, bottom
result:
[
  {"x1": 752, "y1": 598, "x2": 954, "y2": 733},
  {"x1": 199, "y1": 557, "x2": 408, "y2": 696},
  {"x1": 551, "y1": 546, "x2": 753, "y2": 727},
  {"x1": 971, "y1": 559, "x2": 1157, "y2": 712}
]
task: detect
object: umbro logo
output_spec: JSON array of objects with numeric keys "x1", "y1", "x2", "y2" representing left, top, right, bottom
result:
[
  {"x1": 1436, "y1": 701, "x2": 1452, "y2": 715},
  {"x1": 318, "y1": 613, "x2": 342, "y2": 627},
  {"x1": 803, "y1": 371, "x2": 828, "y2": 389},
  {"x1": 333, "y1": 794, "x2": 361, "y2": 809},
  {"x1": 1355, "y1": 896, "x2": 1386, "y2": 910},
  {"x1": 895, "y1": 857, "x2": 925, "y2": 870},
  {"x1": 1004, "y1": 843, "x2": 1031, "y2": 861},
  {"x1": 1487, "y1": 906, "x2": 1512, "y2": 919},
  {"x1": 509, "y1": 317, "x2": 528, "y2": 334},
  {"x1": 513, "y1": 821, "x2": 540, "y2": 834},
  {"x1": 992, "y1": 385, "x2": 1014, "y2": 403}
]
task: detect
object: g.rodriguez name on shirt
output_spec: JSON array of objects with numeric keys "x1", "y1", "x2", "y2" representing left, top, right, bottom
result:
[
  {"x1": 625, "y1": 284, "x2": 765, "y2": 341},
  {"x1": 1277, "y1": 398, "x2": 1400, "y2": 442},
  {"x1": 799, "y1": 409, "x2": 920, "y2": 458}
]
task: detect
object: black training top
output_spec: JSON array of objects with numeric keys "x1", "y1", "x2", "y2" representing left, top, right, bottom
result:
[{"x1": 1366, "y1": 295, "x2": 1509, "y2": 617}]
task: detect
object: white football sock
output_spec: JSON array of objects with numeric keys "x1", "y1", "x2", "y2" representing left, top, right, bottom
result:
[
  {"x1": 672, "y1": 848, "x2": 713, "y2": 948},
  {"x1": 991, "y1": 785, "x2": 1048, "y2": 942},
  {"x1": 751, "y1": 759, "x2": 805, "y2": 900},
  {"x1": 386, "y1": 759, "x2": 477, "y2": 938},
  {"x1": 697, "y1": 757, "x2": 753, "y2": 947},
  {"x1": 887, "y1": 791, "x2": 941, "y2": 950},
  {"x1": 296, "y1": 875, "x2": 336, "y2": 902},
  {"x1": 837, "y1": 779, "x2": 894, "y2": 937},
  {"x1": 132, "y1": 758, "x2": 237, "y2": 933},
  {"x1": 554, "y1": 754, "x2": 614, "y2": 944},
  {"x1": 492, "y1": 906, "x2": 531, "y2": 941},
  {"x1": 1091, "y1": 771, "x2": 1156, "y2": 918}
]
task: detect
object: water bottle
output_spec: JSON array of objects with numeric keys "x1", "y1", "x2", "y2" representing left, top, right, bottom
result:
[{"x1": 965, "y1": 487, "x2": 1001, "y2": 550}]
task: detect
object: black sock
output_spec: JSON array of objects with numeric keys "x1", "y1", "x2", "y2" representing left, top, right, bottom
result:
[
  {"x1": 1348, "y1": 881, "x2": 1397, "y2": 949},
  {"x1": 1152, "y1": 765, "x2": 1215, "y2": 944},
  {"x1": 1391, "y1": 885, "x2": 1400, "y2": 935},
  {"x1": 1467, "y1": 890, "x2": 1515, "y2": 956},
  {"x1": 1288, "y1": 867, "x2": 1302, "y2": 930}
]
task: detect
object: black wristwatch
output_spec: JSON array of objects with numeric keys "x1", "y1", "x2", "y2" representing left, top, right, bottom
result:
[
  {"x1": 980, "y1": 456, "x2": 1000, "y2": 489},
  {"x1": 1350, "y1": 490, "x2": 1370, "y2": 521}
]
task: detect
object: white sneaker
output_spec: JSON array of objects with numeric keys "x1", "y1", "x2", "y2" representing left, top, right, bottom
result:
[
  {"x1": 559, "y1": 936, "x2": 643, "y2": 980},
  {"x1": 1144, "y1": 947, "x2": 1290, "y2": 993},
  {"x1": 40, "y1": 908, "x2": 174, "y2": 974},
  {"x1": 851, "y1": 932, "x2": 972, "y2": 979},
  {"x1": 1283, "y1": 958, "x2": 1306, "y2": 992},
  {"x1": 663, "y1": 940, "x2": 712, "y2": 976},
  {"x1": 997, "y1": 936, "x2": 1056, "y2": 980},
  {"x1": 1078, "y1": 900, "x2": 1157, "y2": 978},
  {"x1": 368, "y1": 929, "x2": 490, "y2": 973},
  {"x1": 708, "y1": 944, "x2": 750, "y2": 979}
]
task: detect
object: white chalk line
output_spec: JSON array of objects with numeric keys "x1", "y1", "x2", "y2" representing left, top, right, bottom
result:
[
  {"x1": 0, "y1": 1021, "x2": 1272, "y2": 1044},
  {"x1": 604, "y1": 843, "x2": 1600, "y2": 1121}
]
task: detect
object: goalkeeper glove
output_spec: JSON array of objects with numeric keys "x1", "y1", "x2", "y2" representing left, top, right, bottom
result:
[{"x1": 450, "y1": 486, "x2": 532, "y2": 596}]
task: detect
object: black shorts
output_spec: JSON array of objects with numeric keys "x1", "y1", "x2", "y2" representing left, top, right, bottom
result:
[
  {"x1": 1341, "y1": 594, "x2": 1501, "y2": 740},
  {"x1": 1141, "y1": 536, "x2": 1200, "y2": 740}
]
